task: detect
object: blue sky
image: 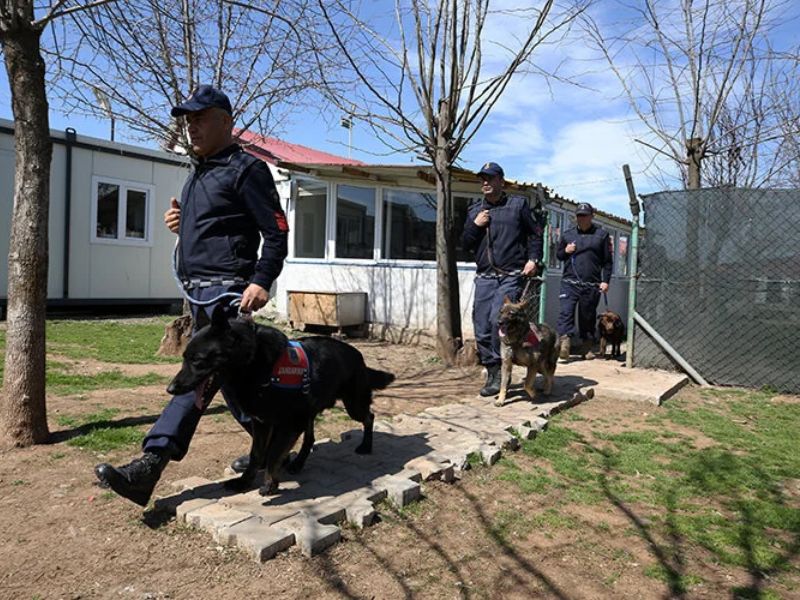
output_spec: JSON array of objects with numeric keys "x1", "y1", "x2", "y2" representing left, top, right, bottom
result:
[{"x1": 1, "y1": 0, "x2": 797, "y2": 221}]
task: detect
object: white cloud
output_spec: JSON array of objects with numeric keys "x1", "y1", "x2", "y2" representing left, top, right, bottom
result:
[
  {"x1": 468, "y1": 117, "x2": 546, "y2": 159},
  {"x1": 521, "y1": 117, "x2": 662, "y2": 217}
]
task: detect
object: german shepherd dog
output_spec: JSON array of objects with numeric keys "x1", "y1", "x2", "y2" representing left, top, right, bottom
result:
[
  {"x1": 496, "y1": 297, "x2": 558, "y2": 407},
  {"x1": 167, "y1": 306, "x2": 395, "y2": 496},
  {"x1": 597, "y1": 310, "x2": 625, "y2": 359}
]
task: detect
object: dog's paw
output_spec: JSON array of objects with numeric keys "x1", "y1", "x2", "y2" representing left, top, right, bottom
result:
[
  {"x1": 259, "y1": 480, "x2": 279, "y2": 496},
  {"x1": 354, "y1": 443, "x2": 372, "y2": 455},
  {"x1": 494, "y1": 398, "x2": 505, "y2": 407}
]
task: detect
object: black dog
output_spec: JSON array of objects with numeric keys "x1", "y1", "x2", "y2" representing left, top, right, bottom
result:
[{"x1": 167, "y1": 306, "x2": 395, "y2": 495}]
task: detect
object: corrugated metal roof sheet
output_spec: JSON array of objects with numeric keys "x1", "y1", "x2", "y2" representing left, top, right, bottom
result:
[{"x1": 235, "y1": 129, "x2": 365, "y2": 166}]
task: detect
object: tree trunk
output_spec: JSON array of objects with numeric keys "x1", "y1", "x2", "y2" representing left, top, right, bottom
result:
[
  {"x1": 686, "y1": 137, "x2": 703, "y2": 189},
  {"x1": 433, "y1": 100, "x2": 462, "y2": 365},
  {"x1": 685, "y1": 137, "x2": 704, "y2": 318},
  {"x1": 1, "y1": 25, "x2": 52, "y2": 446}
]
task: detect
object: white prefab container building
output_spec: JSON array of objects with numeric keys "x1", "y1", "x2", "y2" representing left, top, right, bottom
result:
[
  {"x1": 0, "y1": 119, "x2": 190, "y2": 310},
  {"x1": 1, "y1": 121, "x2": 633, "y2": 336}
]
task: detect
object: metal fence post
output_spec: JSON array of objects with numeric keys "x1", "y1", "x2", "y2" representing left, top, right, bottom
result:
[
  {"x1": 539, "y1": 218, "x2": 549, "y2": 324},
  {"x1": 622, "y1": 165, "x2": 640, "y2": 369}
]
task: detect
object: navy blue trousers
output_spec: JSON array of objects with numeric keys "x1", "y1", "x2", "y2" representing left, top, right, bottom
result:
[
  {"x1": 143, "y1": 285, "x2": 251, "y2": 460},
  {"x1": 473, "y1": 275, "x2": 523, "y2": 367},
  {"x1": 556, "y1": 281, "x2": 600, "y2": 340}
]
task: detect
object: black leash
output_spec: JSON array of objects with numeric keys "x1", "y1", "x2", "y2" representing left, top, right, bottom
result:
[{"x1": 568, "y1": 254, "x2": 608, "y2": 307}]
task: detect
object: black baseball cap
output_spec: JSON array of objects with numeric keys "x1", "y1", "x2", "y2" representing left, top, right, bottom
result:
[
  {"x1": 575, "y1": 202, "x2": 594, "y2": 215},
  {"x1": 477, "y1": 162, "x2": 504, "y2": 178},
  {"x1": 171, "y1": 85, "x2": 233, "y2": 117}
]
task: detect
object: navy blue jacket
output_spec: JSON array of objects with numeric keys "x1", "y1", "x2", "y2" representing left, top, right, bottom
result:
[
  {"x1": 556, "y1": 223, "x2": 613, "y2": 284},
  {"x1": 177, "y1": 144, "x2": 288, "y2": 290},
  {"x1": 462, "y1": 194, "x2": 543, "y2": 275}
]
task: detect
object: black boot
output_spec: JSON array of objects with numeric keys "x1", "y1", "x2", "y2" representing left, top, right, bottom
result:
[
  {"x1": 94, "y1": 450, "x2": 168, "y2": 507},
  {"x1": 231, "y1": 454, "x2": 250, "y2": 473},
  {"x1": 480, "y1": 364, "x2": 501, "y2": 397}
]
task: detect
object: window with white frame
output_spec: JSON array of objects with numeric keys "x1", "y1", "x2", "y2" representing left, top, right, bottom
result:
[
  {"x1": 92, "y1": 177, "x2": 153, "y2": 244},
  {"x1": 294, "y1": 178, "x2": 327, "y2": 258},
  {"x1": 382, "y1": 189, "x2": 436, "y2": 261},
  {"x1": 336, "y1": 184, "x2": 375, "y2": 259}
]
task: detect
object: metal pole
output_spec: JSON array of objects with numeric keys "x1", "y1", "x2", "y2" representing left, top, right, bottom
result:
[
  {"x1": 534, "y1": 185, "x2": 548, "y2": 324},
  {"x1": 633, "y1": 312, "x2": 709, "y2": 386},
  {"x1": 539, "y1": 218, "x2": 549, "y2": 324},
  {"x1": 622, "y1": 164, "x2": 639, "y2": 369}
]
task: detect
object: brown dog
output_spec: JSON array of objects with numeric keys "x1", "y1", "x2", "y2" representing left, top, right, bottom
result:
[
  {"x1": 597, "y1": 310, "x2": 625, "y2": 359},
  {"x1": 495, "y1": 296, "x2": 558, "y2": 407}
]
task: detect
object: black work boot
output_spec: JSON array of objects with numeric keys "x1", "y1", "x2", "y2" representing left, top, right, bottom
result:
[
  {"x1": 231, "y1": 454, "x2": 250, "y2": 473},
  {"x1": 479, "y1": 364, "x2": 501, "y2": 397},
  {"x1": 579, "y1": 339, "x2": 596, "y2": 360},
  {"x1": 94, "y1": 450, "x2": 168, "y2": 507}
]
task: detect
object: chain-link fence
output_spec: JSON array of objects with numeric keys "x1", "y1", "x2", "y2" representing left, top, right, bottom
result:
[
  {"x1": 633, "y1": 188, "x2": 800, "y2": 393},
  {"x1": 520, "y1": 276, "x2": 543, "y2": 323}
]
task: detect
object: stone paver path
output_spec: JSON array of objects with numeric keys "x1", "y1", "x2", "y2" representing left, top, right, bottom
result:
[{"x1": 154, "y1": 373, "x2": 596, "y2": 562}]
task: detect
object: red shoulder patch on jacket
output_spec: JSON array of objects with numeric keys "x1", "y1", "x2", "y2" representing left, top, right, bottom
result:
[{"x1": 274, "y1": 210, "x2": 289, "y2": 233}]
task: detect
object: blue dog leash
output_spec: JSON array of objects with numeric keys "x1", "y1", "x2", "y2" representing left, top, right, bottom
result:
[{"x1": 171, "y1": 239, "x2": 248, "y2": 313}]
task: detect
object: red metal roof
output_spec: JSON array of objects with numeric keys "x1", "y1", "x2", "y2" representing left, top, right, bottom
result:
[{"x1": 235, "y1": 129, "x2": 365, "y2": 166}]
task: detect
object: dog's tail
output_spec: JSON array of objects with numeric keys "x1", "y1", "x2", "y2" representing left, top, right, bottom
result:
[{"x1": 367, "y1": 368, "x2": 395, "y2": 390}]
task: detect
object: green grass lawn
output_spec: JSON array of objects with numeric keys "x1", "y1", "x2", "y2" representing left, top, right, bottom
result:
[
  {"x1": 45, "y1": 317, "x2": 182, "y2": 364},
  {"x1": 1, "y1": 318, "x2": 181, "y2": 452},
  {"x1": 0, "y1": 320, "x2": 174, "y2": 395},
  {"x1": 493, "y1": 388, "x2": 800, "y2": 598}
]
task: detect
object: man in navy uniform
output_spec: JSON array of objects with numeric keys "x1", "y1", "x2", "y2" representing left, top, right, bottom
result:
[
  {"x1": 94, "y1": 85, "x2": 288, "y2": 506},
  {"x1": 555, "y1": 202, "x2": 613, "y2": 360},
  {"x1": 462, "y1": 162, "x2": 544, "y2": 397}
]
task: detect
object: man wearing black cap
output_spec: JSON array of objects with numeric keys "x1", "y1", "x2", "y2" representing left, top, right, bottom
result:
[
  {"x1": 462, "y1": 162, "x2": 544, "y2": 397},
  {"x1": 555, "y1": 202, "x2": 613, "y2": 360},
  {"x1": 94, "y1": 85, "x2": 289, "y2": 506}
]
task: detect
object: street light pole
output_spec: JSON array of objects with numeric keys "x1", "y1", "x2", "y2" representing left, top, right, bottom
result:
[
  {"x1": 340, "y1": 116, "x2": 353, "y2": 158},
  {"x1": 93, "y1": 87, "x2": 115, "y2": 142}
]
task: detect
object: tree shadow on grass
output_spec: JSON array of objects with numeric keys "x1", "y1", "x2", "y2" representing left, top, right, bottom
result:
[
  {"x1": 584, "y1": 440, "x2": 800, "y2": 600},
  {"x1": 679, "y1": 450, "x2": 800, "y2": 599},
  {"x1": 47, "y1": 404, "x2": 230, "y2": 444}
]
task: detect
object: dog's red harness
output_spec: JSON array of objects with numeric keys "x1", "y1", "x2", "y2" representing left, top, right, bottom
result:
[
  {"x1": 523, "y1": 326, "x2": 540, "y2": 349},
  {"x1": 269, "y1": 341, "x2": 311, "y2": 392}
]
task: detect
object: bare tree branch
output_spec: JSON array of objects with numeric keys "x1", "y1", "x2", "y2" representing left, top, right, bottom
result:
[
  {"x1": 583, "y1": 0, "x2": 797, "y2": 188},
  {"x1": 33, "y1": 0, "x2": 116, "y2": 29}
]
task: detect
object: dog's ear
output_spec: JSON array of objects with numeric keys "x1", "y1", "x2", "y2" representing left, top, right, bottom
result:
[
  {"x1": 503, "y1": 295, "x2": 511, "y2": 305},
  {"x1": 209, "y1": 304, "x2": 230, "y2": 331}
]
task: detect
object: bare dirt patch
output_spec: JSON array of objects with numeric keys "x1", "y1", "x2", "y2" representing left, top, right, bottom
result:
[{"x1": 1, "y1": 344, "x2": 797, "y2": 599}]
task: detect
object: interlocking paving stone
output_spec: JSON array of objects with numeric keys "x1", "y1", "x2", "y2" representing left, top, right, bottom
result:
[
  {"x1": 217, "y1": 519, "x2": 295, "y2": 561},
  {"x1": 185, "y1": 502, "x2": 252, "y2": 535},
  {"x1": 157, "y1": 372, "x2": 605, "y2": 562}
]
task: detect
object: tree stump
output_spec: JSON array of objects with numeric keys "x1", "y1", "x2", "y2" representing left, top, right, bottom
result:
[
  {"x1": 157, "y1": 314, "x2": 193, "y2": 356},
  {"x1": 454, "y1": 339, "x2": 480, "y2": 367}
]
